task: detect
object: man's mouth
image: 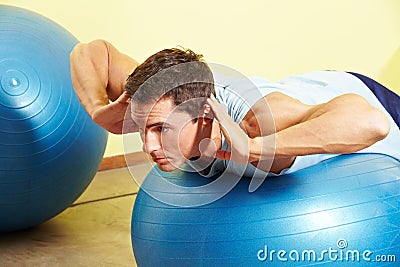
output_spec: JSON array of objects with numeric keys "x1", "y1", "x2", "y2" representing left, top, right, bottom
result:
[{"x1": 152, "y1": 157, "x2": 169, "y2": 164}]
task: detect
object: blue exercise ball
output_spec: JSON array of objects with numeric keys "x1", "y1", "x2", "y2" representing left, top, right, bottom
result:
[
  {"x1": 0, "y1": 5, "x2": 108, "y2": 232},
  {"x1": 132, "y1": 154, "x2": 400, "y2": 266}
]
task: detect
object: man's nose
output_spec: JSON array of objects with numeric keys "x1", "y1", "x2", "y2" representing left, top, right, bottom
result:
[{"x1": 143, "y1": 132, "x2": 161, "y2": 153}]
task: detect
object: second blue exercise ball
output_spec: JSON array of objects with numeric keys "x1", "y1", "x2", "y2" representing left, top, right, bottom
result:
[
  {"x1": 132, "y1": 154, "x2": 400, "y2": 266},
  {"x1": 0, "y1": 5, "x2": 108, "y2": 231}
]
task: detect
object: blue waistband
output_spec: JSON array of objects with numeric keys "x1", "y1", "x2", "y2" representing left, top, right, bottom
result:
[{"x1": 347, "y1": 72, "x2": 400, "y2": 129}]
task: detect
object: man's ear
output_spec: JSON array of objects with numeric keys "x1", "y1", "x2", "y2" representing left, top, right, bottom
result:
[{"x1": 198, "y1": 103, "x2": 214, "y2": 125}]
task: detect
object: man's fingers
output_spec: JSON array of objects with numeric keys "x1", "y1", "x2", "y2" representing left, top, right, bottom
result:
[
  {"x1": 116, "y1": 92, "x2": 131, "y2": 104},
  {"x1": 215, "y1": 150, "x2": 231, "y2": 160},
  {"x1": 207, "y1": 95, "x2": 228, "y2": 122}
]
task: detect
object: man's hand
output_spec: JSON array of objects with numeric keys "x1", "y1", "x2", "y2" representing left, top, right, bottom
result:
[
  {"x1": 70, "y1": 40, "x2": 138, "y2": 134},
  {"x1": 207, "y1": 94, "x2": 257, "y2": 165},
  {"x1": 91, "y1": 93, "x2": 138, "y2": 134}
]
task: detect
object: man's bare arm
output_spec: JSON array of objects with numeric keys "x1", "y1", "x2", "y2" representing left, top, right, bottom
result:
[
  {"x1": 207, "y1": 92, "x2": 390, "y2": 173},
  {"x1": 70, "y1": 40, "x2": 138, "y2": 133},
  {"x1": 250, "y1": 92, "x2": 390, "y2": 158}
]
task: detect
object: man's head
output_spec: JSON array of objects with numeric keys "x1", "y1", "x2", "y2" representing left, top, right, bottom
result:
[
  {"x1": 125, "y1": 48, "x2": 216, "y2": 171},
  {"x1": 125, "y1": 48, "x2": 215, "y2": 119}
]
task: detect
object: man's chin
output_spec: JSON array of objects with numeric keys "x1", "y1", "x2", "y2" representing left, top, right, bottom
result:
[{"x1": 156, "y1": 161, "x2": 183, "y2": 172}]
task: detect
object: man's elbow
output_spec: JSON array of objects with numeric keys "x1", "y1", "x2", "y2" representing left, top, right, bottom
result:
[
  {"x1": 70, "y1": 40, "x2": 108, "y2": 62},
  {"x1": 367, "y1": 108, "x2": 390, "y2": 142}
]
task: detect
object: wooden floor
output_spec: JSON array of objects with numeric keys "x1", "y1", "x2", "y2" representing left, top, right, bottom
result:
[{"x1": 0, "y1": 163, "x2": 153, "y2": 267}]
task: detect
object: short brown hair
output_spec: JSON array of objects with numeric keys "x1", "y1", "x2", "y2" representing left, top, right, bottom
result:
[{"x1": 125, "y1": 48, "x2": 214, "y2": 119}]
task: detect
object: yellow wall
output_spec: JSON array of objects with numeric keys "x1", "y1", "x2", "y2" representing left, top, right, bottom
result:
[{"x1": 3, "y1": 0, "x2": 400, "y2": 156}]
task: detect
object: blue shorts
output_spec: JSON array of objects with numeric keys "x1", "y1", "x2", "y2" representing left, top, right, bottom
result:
[{"x1": 348, "y1": 72, "x2": 400, "y2": 129}]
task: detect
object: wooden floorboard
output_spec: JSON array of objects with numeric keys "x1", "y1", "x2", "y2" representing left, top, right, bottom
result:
[{"x1": 99, "y1": 151, "x2": 149, "y2": 171}]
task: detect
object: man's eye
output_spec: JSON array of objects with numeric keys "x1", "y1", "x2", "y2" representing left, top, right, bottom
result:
[{"x1": 159, "y1": 126, "x2": 169, "y2": 133}]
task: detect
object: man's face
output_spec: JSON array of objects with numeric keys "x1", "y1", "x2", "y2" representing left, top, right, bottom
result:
[{"x1": 131, "y1": 98, "x2": 199, "y2": 172}]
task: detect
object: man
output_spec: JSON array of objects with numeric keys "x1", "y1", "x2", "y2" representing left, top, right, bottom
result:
[{"x1": 70, "y1": 39, "x2": 400, "y2": 178}]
